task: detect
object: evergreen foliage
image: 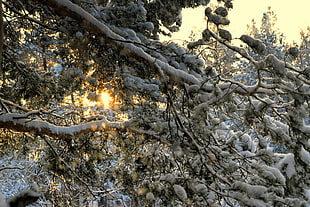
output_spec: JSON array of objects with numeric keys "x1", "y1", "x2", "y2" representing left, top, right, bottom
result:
[{"x1": 0, "y1": 1, "x2": 309, "y2": 206}]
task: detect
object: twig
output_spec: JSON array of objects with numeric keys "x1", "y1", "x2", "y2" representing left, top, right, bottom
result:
[
  {"x1": 3, "y1": 1, "x2": 58, "y2": 31},
  {"x1": 42, "y1": 135, "x2": 96, "y2": 197},
  {"x1": 0, "y1": 166, "x2": 24, "y2": 171}
]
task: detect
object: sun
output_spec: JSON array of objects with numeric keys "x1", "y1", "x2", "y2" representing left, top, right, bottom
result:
[
  {"x1": 83, "y1": 90, "x2": 113, "y2": 109},
  {"x1": 99, "y1": 91, "x2": 113, "y2": 109}
]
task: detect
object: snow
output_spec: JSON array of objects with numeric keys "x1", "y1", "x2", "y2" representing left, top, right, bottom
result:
[
  {"x1": 110, "y1": 26, "x2": 140, "y2": 43},
  {"x1": 275, "y1": 153, "x2": 297, "y2": 178},
  {"x1": 194, "y1": 184, "x2": 208, "y2": 195},
  {"x1": 304, "y1": 189, "x2": 310, "y2": 202},
  {"x1": 0, "y1": 113, "x2": 124, "y2": 138},
  {"x1": 183, "y1": 54, "x2": 197, "y2": 64},
  {"x1": 142, "y1": 22, "x2": 154, "y2": 31},
  {"x1": 160, "y1": 173, "x2": 176, "y2": 184},
  {"x1": 231, "y1": 181, "x2": 267, "y2": 199},
  {"x1": 4, "y1": 0, "x2": 310, "y2": 206},
  {"x1": 146, "y1": 192, "x2": 155, "y2": 201},
  {"x1": 265, "y1": 54, "x2": 286, "y2": 75},
  {"x1": 0, "y1": 193, "x2": 9, "y2": 207},
  {"x1": 247, "y1": 198, "x2": 267, "y2": 207},
  {"x1": 173, "y1": 184, "x2": 187, "y2": 201},
  {"x1": 51, "y1": 0, "x2": 207, "y2": 87},
  {"x1": 0, "y1": 153, "x2": 48, "y2": 206},
  {"x1": 239, "y1": 134, "x2": 255, "y2": 152},
  {"x1": 264, "y1": 166, "x2": 286, "y2": 185},
  {"x1": 123, "y1": 75, "x2": 160, "y2": 94},
  {"x1": 301, "y1": 123, "x2": 310, "y2": 134},
  {"x1": 50, "y1": 1, "x2": 289, "y2": 99},
  {"x1": 300, "y1": 146, "x2": 310, "y2": 165},
  {"x1": 50, "y1": 63, "x2": 63, "y2": 75},
  {"x1": 75, "y1": 31, "x2": 83, "y2": 39},
  {"x1": 274, "y1": 120, "x2": 289, "y2": 133}
]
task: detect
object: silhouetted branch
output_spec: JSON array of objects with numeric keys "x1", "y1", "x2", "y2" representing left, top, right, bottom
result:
[
  {"x1": 0, "y1": 166, "x2": 24, "y2": 171},
  {"x1": 2, "y1": 1, "x2": 58, "y2": 31}
]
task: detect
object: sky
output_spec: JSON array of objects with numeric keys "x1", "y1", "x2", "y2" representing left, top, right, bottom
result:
[{"x1": 165, "y1": 0, "x2": 310, "y2": 44}]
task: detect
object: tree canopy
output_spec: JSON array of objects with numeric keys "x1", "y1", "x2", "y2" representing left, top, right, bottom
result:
[{"x1": 0, "y1": 0, "x2": 309, "y2": 206}]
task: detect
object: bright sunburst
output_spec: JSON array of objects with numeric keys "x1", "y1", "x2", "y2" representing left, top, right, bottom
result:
[
  {"x1": 82, "y1": 90, "x2": 113, "y2": 109},
  {"x1": 99, "y1": 91, "x2": 113, "y2": 109}
]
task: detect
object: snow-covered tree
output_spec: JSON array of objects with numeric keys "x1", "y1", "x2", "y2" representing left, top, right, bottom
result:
[
  {"x1": 0, "y1": 0, "x2": 309, "y2": 206},
  {"x1": 299, "y1": 27, "x2": 310, "y2": 68}
]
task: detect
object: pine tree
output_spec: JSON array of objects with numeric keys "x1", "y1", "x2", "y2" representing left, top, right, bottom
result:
[{"x1": 0, "y1": 1, "x2": 309, "y2": 206}]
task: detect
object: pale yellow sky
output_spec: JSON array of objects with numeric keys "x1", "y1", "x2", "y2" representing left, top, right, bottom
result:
[
  {"x1": 165, "y1": 0, "x2": 310, "y2": 44},
  {"x1": 230, "y1": 0, "x2": 310, "y2": 43}
]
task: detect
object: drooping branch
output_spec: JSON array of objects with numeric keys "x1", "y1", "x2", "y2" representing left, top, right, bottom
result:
[
  {"x1": 41, "y1": 0, "x2": 201, "y2": 86},
  {"x1": 39, "y1": 0, "x2": 284, "y2": 97}
]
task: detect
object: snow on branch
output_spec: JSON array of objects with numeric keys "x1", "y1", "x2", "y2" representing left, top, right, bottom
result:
[
  {"x1": 0, "y1": 111, "x2": 163, "y2": 139},
  {"x1": 0, "y1": 113, "x2": 124, "y2": 139},
  {"x1": 41, "y1": 0, "x2": 287, "y2": 97},
  {"x1": 44, "y1": 0, "x2": 201, "y2": 86}
]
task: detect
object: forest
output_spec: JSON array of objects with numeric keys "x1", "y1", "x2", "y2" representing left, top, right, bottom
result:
[{"x1": 0, "y1": 0, "x2": 309, "y2": 206}]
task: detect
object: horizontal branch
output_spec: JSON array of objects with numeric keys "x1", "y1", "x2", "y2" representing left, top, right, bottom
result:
[
  {"x1": 0, "y1": 112, "x2": 163, "y2": 139},
  {"x1": 0, "y1": 113, "x2": 124, "y2": 139},
  {"x1": 0, "y1": 166, "x2": 24, "y2": 171}
]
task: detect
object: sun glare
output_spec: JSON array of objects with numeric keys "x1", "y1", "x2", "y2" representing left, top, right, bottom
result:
[
  {"x1": 99, "y1": 91, "x2": 113, "y2": 109},
  {"x1": 82, "y1": 90, "x2": 114, "y2": 109}
]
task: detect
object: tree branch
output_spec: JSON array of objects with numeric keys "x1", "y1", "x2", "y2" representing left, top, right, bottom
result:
[
  {"x1": 38, "y1": 0, "x2": 275, "y2": 97},
  {"x1": 0, "y1": 111, "x2": 164, "y2": 139},
  {"x1": 3, "y1": 1, "x2": 58, "y2": 31},
  {"x1": 0, "y1": 113, "x2": 124, "y2": 139},
  {"x1": 0, "y1": 166, "x2": 24, "y2": 171},
  {"x1": 41, "y1": 0, "x2": 201, "y2": 85}
]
